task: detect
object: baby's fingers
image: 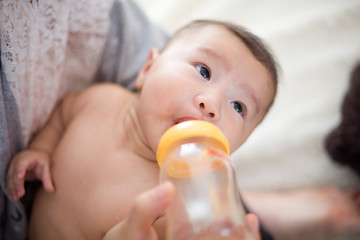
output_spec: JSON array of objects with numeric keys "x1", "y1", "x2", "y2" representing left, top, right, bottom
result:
[
  {"x1": 6, "y1": 153, "x2": 46, "y2": 201},
  {"x1": 6, "y1": 166, "x2": 26, "y2": 201},
  {"x1": 41, "y1": 164, "x2": 55, "y2": 193}
]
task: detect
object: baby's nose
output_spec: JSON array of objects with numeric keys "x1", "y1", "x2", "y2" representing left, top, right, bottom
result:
[
  {"x1": 199, "y1": 102, "x2": 216, "y2": 118},
  {"x1": 195, "y1": 92, "x2": 220, "y2": 120}
]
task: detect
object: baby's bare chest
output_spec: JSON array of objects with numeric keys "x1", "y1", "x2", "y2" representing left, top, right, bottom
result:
[{"x1": 44, "y1": 112, "x2": 160, "y2": 237}]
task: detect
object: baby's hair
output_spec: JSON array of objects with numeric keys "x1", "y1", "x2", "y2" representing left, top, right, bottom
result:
[{"x1": 163, "y1": 20, "x2": 279, "y2": 108}]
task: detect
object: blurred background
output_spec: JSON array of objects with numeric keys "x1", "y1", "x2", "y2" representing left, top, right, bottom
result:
[{"x1": 136, "y1": 0, "x2": 360, "y2": 191}]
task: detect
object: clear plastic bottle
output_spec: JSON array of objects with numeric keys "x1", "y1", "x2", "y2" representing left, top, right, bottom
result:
[{"x1": 157, "y1": 120, "x2": 253, "y2": 240}]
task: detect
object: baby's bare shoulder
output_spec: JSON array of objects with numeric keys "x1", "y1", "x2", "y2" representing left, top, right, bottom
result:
[
  {"x1": 82, "y1": 83, "x2": 132, "y2": 99},
  {"x1": 76, "y1": 83, "x2": 133, "y2": 107},
  {"x1": 61, "y1": 83, "x2": 133, "y2": 123}
]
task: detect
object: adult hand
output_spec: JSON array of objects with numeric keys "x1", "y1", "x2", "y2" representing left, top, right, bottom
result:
[
  {"x1": 103, "y1": 181, "x2": 261, "y2": 240},
  {"x1": 103, "y1": 181, "x2": 175, "y2": 240}
]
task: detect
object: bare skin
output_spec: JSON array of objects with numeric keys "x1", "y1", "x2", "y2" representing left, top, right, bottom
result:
[
  {"x1": 27, "y1": 87, "x2": 161, "y2": 239},
  {"x1": 7, "y1": 25, "x2": 269, "y2": 240}
]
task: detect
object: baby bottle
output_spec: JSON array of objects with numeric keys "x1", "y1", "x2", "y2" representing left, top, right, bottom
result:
[{"x1": 157, "y1": 120, "x2": 253, "y2": 240}]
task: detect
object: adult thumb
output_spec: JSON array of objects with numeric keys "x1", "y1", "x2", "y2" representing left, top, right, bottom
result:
[
  {"x1": 129, "y1": 181, "x2": 175, "y2": 229},
  {"x1": 106, "y1": 181, "x2": 176, "y2": 240}
]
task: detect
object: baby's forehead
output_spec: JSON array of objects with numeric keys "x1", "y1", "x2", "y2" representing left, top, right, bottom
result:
[
  {"x1": 172, "y1": 23, "x2": 233, "y2": 42},
  {"x1": 164, "y1": 24, "x2": 235, "y2": 51},
  {"x1": 166, "y1": 26, "x2": 252, "y2": 72}
]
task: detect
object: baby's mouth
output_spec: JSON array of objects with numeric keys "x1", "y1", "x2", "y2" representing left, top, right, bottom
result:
[{"x1": 173, "y1": 117, "x2": 199, "y2": 126}]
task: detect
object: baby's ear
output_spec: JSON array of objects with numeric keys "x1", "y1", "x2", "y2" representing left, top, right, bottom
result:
[{"x1": 135, "y1": 48, "x2": 160, "y2": 90}]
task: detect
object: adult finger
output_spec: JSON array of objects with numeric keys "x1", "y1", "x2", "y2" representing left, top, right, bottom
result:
[
  {"x1": 128, "y1": 181, "x2": 175, "y2": 232},
  {"x1": 105, "y1": 181, "x2": 176, "y2": 240},
  {"x1": 245, "y1": 213, "x2": 261, "y2": 240}
]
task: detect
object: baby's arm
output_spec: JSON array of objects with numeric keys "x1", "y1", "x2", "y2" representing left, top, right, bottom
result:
[{"x1": 7, "y1": 92, "x2": 80, "y2": 201}]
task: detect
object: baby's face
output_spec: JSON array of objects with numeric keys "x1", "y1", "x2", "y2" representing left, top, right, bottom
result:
[{"x1": 135, "y1": 25, "x2": 274, "y2": 154}]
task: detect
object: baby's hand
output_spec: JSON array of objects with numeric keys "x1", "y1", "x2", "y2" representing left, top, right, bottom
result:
[{"x1": 6, "y1": 149, "x2": 55, "y2": 201}]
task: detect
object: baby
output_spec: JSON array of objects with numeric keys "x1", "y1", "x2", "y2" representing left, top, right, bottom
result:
[{"x1": 6, "y1": 20, "x2": 277, "y2": 240}]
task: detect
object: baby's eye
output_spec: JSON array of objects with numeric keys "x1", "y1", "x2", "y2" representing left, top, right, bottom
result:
[
  {"x1": 231, "y1": 101, "x2": 246, "y2": 117},
  {"x1": 195, "y1": 64, "x2": 211, "y2": 80}
]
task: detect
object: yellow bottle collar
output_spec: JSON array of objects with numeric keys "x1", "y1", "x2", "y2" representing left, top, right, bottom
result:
[{"x1": 156, "y1": 120, "x2": 230, "y2": 167}]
